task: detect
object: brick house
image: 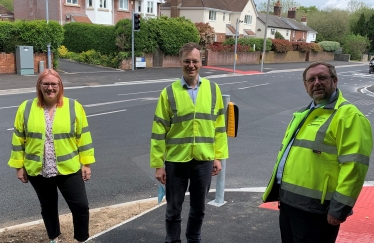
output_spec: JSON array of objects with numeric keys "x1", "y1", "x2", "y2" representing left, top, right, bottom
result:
[
  {"x1": 256, "y1": 3, "x2": 317, "y2": 43},
  {"x1": 14, "y1": 0, "x2": 164, "y2": 25},
  {"x1": 0, "y1": 5, "x2": 14, "y2": 21},
  {"x1": 160, "y1": 0, "x2": 258, "y2": 42}
]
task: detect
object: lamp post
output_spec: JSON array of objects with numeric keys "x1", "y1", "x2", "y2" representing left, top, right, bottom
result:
[
  {"x1": 46, "y1": 0, "x2": 52, "y2": 69},
  {"x1": 233, "y1": 18, "x2": 243, "y2": 74},
  {"x1": 260, "y1": 0, "x2": 270, "y2": 72}
]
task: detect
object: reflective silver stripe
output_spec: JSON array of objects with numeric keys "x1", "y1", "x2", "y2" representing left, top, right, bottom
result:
[
  {"x1": 25, "y1": 153, "x2": 40, "y2": 162},
  {"x1": 333, "y1": 191, "x2": 356, "y2": 207},
  {"x1": 54, "y1": 133, "x2": 75, "y2": 140},
  {"x1": 338, "y1": 154, "x2": 369, "y2": 165},
  {"x1": 69, "y1": 99, "x2": 76, "y2": 138},
  {"x1": 171, "y1": 113, "x2": 194, "y2": 124},
  {"x1": 217, "y1": 108, "x2": 224, "y2": 116},
  {"x1": 195, "y1": 112, "x2": 215, "y2": 121},
  {"x1": 293, "y1": 140, "x2": 337, "y2": 154},
  {"x1": 82, "y1": 126, "x2": 90, "y2": 133},
  {"x1": 24, "y1": 99, "x2": 33, "y2": 137},
  {"x1": 215, "y1": 127, "x2": 226, "y2": 133},
  {"x1": 154, "y1": 115, "x2": 170, "y2": 127},
  {"x1": 14, "y1": 127, "x2": 25, "y2": 138},
  {"x1": 196, "y1": 137, "x2": 214, "y2": 143},
  {"x1": 78, "y1": 143, "x2": 93, "y2": 152},
  {"x1": 211, "y1": 81, "x2": 216, "y2": 111},
  {"x1": 338, "y1": 101, "x2": 350, "y2": 108},
  {"x1": 12, "y1": 145, "x2": 25, "y2": 151},
  {"x1": 27, "y1": 132, "x2": 43, "y2": 139},
  {"x1": 282, "y1": 181, "x2": 334, "y2": 200},
  {"x1": 167, "y1": 137, "x2": 194, "y2": 144},
  {"x1": 152, "y1": 133, "x2": 166, "y2": 140},
  {"x1": 166, "y1": 85, "x2": 177, "y2": 114},
  {"x1": 58, "y1": 150, "x2": 79, "y2": 162}
]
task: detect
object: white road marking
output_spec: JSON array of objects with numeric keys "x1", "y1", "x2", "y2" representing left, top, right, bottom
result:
[
  {"x1": 0, "y1": 105, "x2": 19, "y2": 110},
  {"x1": 238, "y1": 83, "x2": 269, "y2": 90},
  {"x1": 118, "y1": 90, "x2": 162, "y2": 96},
  {"x1": 87, "y1": 109, "x2": 127, "y2": 117},
  {"x1": 84, "y1": 98, "x2": 152, "y2": 107}
]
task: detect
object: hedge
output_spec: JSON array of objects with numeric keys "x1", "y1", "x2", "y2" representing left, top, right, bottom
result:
[
  {"x1": 318, "y1": 41, "x2": 341, "y2": 52},
  {"x1": 223, "y1": 37, "x2": 272, "y2": 51}
]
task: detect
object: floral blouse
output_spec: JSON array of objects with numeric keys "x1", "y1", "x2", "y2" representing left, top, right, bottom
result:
[{"x1": 40, "y1": 107, "x2": 58, "y2": 178}]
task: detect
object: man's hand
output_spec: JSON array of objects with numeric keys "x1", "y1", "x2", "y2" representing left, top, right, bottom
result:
[
  {"x1": 212, "y1": 159, "x2": 222, "y2": 176},
  {"x1": 155, "y1": 168, "x2": 166, "y2": 184},
  {"x1": 17, "y1": 168, "x2": 28, "y2": 183},
  {"x1": 327, "y1": 214, "x2": 344, "y2": 226},
  {"x1": 82, "y1": 165, "x2": 91, "y2": 181}
]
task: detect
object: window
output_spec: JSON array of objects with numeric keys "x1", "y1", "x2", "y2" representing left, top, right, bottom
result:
[
  {"x1": 286, "y1": 30, "x2": 289, "y2": 36},
  {"x1": 119, "y1": 0, "x2": 128, "y2": 10},
  {"x1": 138, "y1": 1, "x2": 141, "y2": 12},
  {"x1": 229, "y1": 14, "x2": 231, "y2": 21},
  {"x1": 100, "y1": 0, "x2": 107, "y2": 8},
  {"x1": 67, "y1": 0, "x2": 78, "y2": 4},
  {"x1": 147, "y1": 1, "x2": 153, "y2": 13},
  {"x1": 244, "y1": 15, "x2": 252, "y2": 24},
  {"x1": 209, "y1": 11, "x2": 216, "y2": 21},
  {"x1": 271, "y1": 29, "x2": 275, "y2": 35},
  {"x1": 88, "y1": 0, "x2": 92, "y2": 7},
  {"x1": 223, "y1": 13, "x2": 225, "y2": 21}
]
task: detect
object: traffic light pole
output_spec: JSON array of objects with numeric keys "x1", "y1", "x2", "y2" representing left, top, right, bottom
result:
[{"x1": 131, "y1": 10, "x2": 135, "y2": 71}]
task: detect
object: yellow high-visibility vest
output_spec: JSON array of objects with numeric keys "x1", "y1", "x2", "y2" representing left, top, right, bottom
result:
[
  {"x1": 8, "y1": 97, "x2": 95, "y2": 176},
  {"x1": 150, "y1": 78, "x2": 228, "y2": 168},
  {"x1": 263, "y1": 90, "x2": 372, "y2": 220}
]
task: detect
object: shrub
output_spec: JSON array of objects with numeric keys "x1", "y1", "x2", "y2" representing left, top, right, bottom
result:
[
  {"x1": 318, "y1": 41, "x2": 340, "y2": 52},
  {"x1": 271, "y1": 39, "x2": 293, "y2": 53},
  {"x1": 195, "y1": 22, "x2": 215, "y2": 50},
  {"x1": 275, "y1": 31, "x2": 285, "y2": 40},
  {"x1": 291, "y1": 42, "x2": 312, "y2": 52},
  {"x1": 207, "y1": 44, "x2": 251, "y2": 52},
  {"x1": 343, "y1": 34, "x2": 370, "y2": 61},
  {"x1": 311, "y1": 43, "x2": 323, "y2": 52},
  {"x1": 223, "y1": 37, "x2": 272, "y2": 51},
  {"x1": 57, "y1": 45, "x2": 68, "y2": 58}
]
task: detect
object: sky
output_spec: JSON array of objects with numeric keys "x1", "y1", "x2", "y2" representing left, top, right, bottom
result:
[{"x1": 254, "y1": 0, "x2": 374, "y2": 10}]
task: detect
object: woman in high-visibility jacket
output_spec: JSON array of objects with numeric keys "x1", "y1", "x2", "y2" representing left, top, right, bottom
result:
[{"x1": 8, "y1": 69, "x2": 95, "y2": 243}]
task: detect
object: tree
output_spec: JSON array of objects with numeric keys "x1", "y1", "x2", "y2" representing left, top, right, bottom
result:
[
  {"x1": 297, "y1": 6, "x2": 319, "y2": 14},
  {"x1": 257, "y1": 0, "x2": 301, "y2": 14},
  {"x1": 347, "y1": 0, "x2": 368, "y2": 13},
  {"x1": 353, "y1": 13, "x2": 367, "y2": 36},
  {"x1": 195, "y1": 22, "x2": 215, "y2": 50},
  {"x1": 343, "y1": 34, "x2": 370, "y2": 60},
  {"x1": 367, "y1": 14, "x2": 374, "y2": 51},
  {"x1": 0, "y1": 0, "x2": 13, "y2": 11},
  {"x1": 275, "y1": 31, "x2": 285, "y2": 40}
]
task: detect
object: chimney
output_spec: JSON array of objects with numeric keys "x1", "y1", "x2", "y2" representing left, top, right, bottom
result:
[
  {"x1": 287, "y1": 7, "x2": 296, "y2": 20},
  {"x1": 170, "y1": 0, "x2": 182, "y2": 18},
  {"x1": 273, "y1": 0, "x2": 282, "y2": 17},
  {"x1": 301, "y1": 15, "x2": 307, "y2": 25}
]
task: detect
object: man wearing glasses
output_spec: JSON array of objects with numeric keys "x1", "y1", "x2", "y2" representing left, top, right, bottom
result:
[
  {"x1": 150, "y1": 42, "x2": 228, "y2": 243},
  {"x1": 263, "y1": 62, "x2": 373, "y2": 243}
]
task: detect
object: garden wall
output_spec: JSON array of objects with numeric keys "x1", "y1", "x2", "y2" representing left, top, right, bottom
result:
[{"x1": 0, "y1": 52, "x2": 51, "y2": 74}]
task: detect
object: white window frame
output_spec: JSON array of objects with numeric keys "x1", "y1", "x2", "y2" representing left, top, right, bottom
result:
[
  {"x1": 67, "y1": 0, "x2": 78, "y2": 4},
  {"x1": 100, "y1": 0, "x2": 107, "y2": 8},
  {"x1": 244, "y1": 15, "x2": 252, "y2": 25},
  {"x1": 223, "y1": 13, "x2": 225, "y2": 21},
  {"x1": 119, "y1": 0, "x2": 128, "y2": 10},
  {"x1": 147, "y1": 1, "x2": 153, "y2": 13},
  {"x1": 209, "y1": 11, "x2": 216, "y2": 21}
]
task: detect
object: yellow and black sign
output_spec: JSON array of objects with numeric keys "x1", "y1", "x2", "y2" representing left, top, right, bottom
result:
[{"x1": 226, "y1": 102, "x2": 239, "y2": 137}]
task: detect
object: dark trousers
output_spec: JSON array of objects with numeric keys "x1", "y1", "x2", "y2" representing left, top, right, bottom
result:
[
  {"x1": 279, "y1": 202, "x2": 340, "y2": 243},
  {"x1": 164, "y1": 160, "x2": 213, "y2": 243},
  {"x1": 28, "y1": 170, "x2": 89, "y2": 242}
]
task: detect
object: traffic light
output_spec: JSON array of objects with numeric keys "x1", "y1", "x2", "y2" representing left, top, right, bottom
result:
[{"x1": 133, "y1": 13, "x2": 141, "y2": 31}]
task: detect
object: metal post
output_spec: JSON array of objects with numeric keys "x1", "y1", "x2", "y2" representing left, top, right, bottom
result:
[
  {"x1": 46, "y1": 0, "x2": 51, "y2": 69},
  {"x1": 260, "y1": 0, "x2": 270, "y2": 72},
  {"x1": 233, "y1": 19, "x2": 239, "y2": 74},
  {"x1": 131, "y1": 10, "x2": 135, "y2": 71},
  {"x1": 208, "y1": 94, "x2": 230, "y2": 207}
]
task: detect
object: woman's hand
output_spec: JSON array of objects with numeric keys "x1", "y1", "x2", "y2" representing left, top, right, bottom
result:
[
  {"x1": 17, "y1": 168, "x2": 28, "y2": 183},
  {"x1": 82, "y1": 165, "x2": 91, "y2": 181}
]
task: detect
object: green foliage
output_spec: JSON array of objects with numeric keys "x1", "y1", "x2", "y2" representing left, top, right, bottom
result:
[
  {"x1": 343, "y1": 34, "x2": 370, "y2": 60},
  {"x1": 223, "y1": 38, "x2": 272, "y2": 51},
  {"x1": 64, "y1": 49, "x2": 123, "y2": 68},
  {"x1": 318, "y1": 41, "x2": 341, "y2": 52},
  {"x1": 367, "y1": 14, "x2": 374, "y2": 51},
  {"x1": 0, "y1": 0, "x2": 13, "y2": 11},
  {"x1": 353, "y1": 13, "x2": 367, "y2": 36},
  {"x1": 311, "y1": 43, "x2": 323, "y2": 52},
  {"x1": 298, "y1": 6, "x2": 319, "y2": 13},
  {"x1": 271, "y1": 39, "x2": 293, "y2": 53},
  {"x1": 348, "y1": 6, "x2": 374, "y2": 34},
  {"x1": 207, "y1": 43, "x2": 251, "y2": 52},
  {"x1": 0, "y1": 20, "x2": 63, "y2": 53},
  {"x1": 275, "y1": 31, "x2": 285, "y2": 40},
  {"x1": 315, "y1": 33, "x2": 324, "y2": 43},
  {"x1": 63, "y1": 22, "x2": 116, "y2": 55}
]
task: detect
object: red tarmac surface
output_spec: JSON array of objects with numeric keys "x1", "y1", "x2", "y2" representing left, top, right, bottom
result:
[{"x1": 259, "y1": 186, "x2": 374, "y2": 243}]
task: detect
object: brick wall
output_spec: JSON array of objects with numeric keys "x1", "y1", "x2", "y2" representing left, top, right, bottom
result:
[
  {"x1": 309, "y1": 51, "x2": 334, "y2": 62},
  {"x1": 0, "y1": 52, "x2": 50, "y2": 74},
  {"x1": 205, "y1": 50, "x2": 259, "y2": 66}
]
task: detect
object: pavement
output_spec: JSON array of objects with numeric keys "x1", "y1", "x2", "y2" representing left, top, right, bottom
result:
[{"x1": 1, "y1": 59, "x2": 374, "y2": 242}]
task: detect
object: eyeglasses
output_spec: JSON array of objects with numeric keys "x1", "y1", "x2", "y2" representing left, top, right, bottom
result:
[
  {"x1": 41, "y1": 82, "x2": 59, "y2": 88},
  {"x1": 305, "y1": 76, "x2": 332, "y2": 84},
  {"x1": 182, "y1": 59, "x2": 200, "y2": 65}
]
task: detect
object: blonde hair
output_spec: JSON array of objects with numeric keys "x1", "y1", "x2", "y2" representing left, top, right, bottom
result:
[{"x1": 36, "y1": 69, "x2": 64, "y2": 107}]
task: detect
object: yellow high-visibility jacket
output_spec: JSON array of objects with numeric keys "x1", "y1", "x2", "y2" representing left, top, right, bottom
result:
[
  {"x1": 8, "y1": 97, "x2": 95, "y2": 176},
  {"x1": 263, "y1": 90, "x2": 372, "y2": 221},
  {"x1": 150, "y1": 78, "x2": 228, "y2": 168}
]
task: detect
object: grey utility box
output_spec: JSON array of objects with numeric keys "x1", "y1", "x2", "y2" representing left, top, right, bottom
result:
[{"x1": 16, "y1": 46, "x2": 34, "y2": 75}]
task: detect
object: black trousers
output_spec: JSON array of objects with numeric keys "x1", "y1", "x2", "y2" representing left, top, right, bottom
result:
[
  {"x1": 279, "y1": 202, "x2": 340, "y2": 243},
  {"x1": 164, "y1": 160, "x2": 213, "y2": 243},
  {"x1": 28, "y1": 170, "x2": 89, "y2": 242}
]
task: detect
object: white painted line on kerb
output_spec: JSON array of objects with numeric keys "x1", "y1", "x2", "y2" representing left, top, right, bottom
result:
[
  {"x1": 238, "y1": 83, "x2": 269, "y2": 90},
  {"x1": 87, "y1": 109, "x2": 127, "y2": 117},
  {"x1": 7, "y1": 128, "x2": 14, "y2": 131},
  {"x1": 0, "y1": 105, "x2": 19, "y2": 110},
  {"x1": 118, "y1": 90, "x2": 162, "y2": 96}
]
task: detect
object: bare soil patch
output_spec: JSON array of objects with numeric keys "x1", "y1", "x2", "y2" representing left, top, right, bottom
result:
[{"x1": 0, "y1": 199, "x2": 161, "y2": 243}]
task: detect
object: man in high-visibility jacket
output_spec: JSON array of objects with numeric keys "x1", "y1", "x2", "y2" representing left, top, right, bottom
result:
[
  {"x1": 150, "y1": 42, "x2": 228, "y2": 243},
  {"x1": 263, "y1": 62, "x2": 373, "y2": 243}
]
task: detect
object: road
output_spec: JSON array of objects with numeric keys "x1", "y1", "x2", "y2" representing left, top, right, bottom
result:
[{"x1": 0, "y1": 61, "x2": 373, "y2": 228}]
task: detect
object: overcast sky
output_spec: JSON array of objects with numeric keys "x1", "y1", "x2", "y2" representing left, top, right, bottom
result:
[{"x1": 255, "y1": 0, "x2": 374, "y2": 10}]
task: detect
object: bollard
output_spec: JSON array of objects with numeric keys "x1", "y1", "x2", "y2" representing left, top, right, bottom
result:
[
  {"x1": 208, "y1": 94, "x2": 230, "y2": 207},
  {"x1": 39, "y1": 61, "x2": 45, "y2": 73}
]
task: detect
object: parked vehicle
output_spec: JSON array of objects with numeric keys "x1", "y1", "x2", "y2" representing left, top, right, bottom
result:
[{"x1": 370, "y1": 59, "x2": 374, "y2": 74}]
